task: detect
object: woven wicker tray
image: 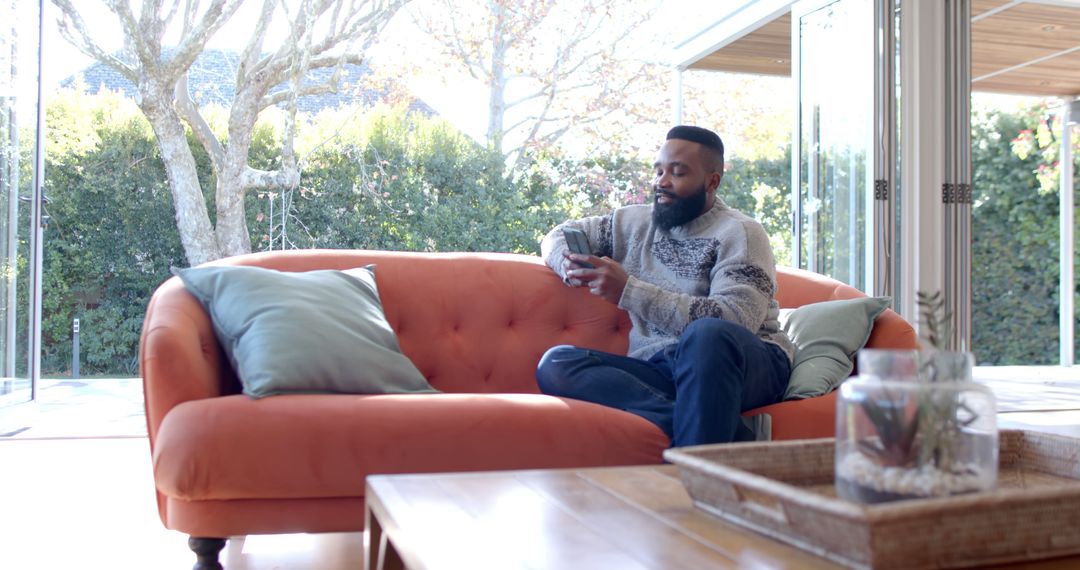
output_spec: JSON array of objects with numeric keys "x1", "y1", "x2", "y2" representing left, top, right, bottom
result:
[{"x1": 664, "y1": 429, "x2": 1080, "y2": 569}]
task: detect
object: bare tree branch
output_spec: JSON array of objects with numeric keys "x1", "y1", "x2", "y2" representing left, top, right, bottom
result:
[
  {"x1": 411, "y1": 0, "x2": 489, "y2": 82},
  {"x1": 502, "y1": 87, "x2": 551, "y2": 110},
  {"x1": 259, "y1": 73, "x2": 347, "y2": 111},
  {"x1": 412, "y1": 0, "x2": 653, "y2": 176},
  {"x1": 171, "y1": 0, "x2": 226, "y2": 172},
  {"x1": 51, "y1": 0, "x2": 138, "y2": 81},
  {"x1": 244, "y1": 1, "x2": 399, "y2": 100},
  {"x1": 175, "y1": 73, "x2": 225, "y2": 170},
  {"x1": 279, "y1": 0, "x2": 322, "y2": 176},
  {"x1": 242, "y1": 165, "x2": 301, "y2": 191},
  {"x1": 103, "y1": 0, "x2": 160, "y2": 69},
  {"x1": 101, "y1": 0, "x2": 140, "y2": 42},
  {"x1": 51, "y1": 0, "x2": 408, "y2": 263},
  {"x1": 166, "y1": 0, "x2": 244, "y2": 79},
  {"x1": 161, "y1": 0, "x2": 183, "y2": 30},
  {"x1": 237, "y1": 0, "x2": 276, "y2": 85}
]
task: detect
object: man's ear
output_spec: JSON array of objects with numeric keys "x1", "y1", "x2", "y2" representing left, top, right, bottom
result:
[{"x1": 707, "y1": 171, "x2": 723, "y2": 193}]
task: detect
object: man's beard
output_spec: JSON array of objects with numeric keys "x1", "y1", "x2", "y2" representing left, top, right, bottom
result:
[{"x1": 652, "y1": 185, "x2": 708, "y2": 230}]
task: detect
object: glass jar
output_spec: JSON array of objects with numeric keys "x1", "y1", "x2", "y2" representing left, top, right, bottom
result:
[{"x1": 835, "y1": 349, "x2": 998, "y2": 503}]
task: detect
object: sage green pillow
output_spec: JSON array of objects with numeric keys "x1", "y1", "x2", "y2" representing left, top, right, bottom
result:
[
  {"x1": 174, "y1": 265, "x2": 437, "y2": 398},
  {"x1": 779, "y1": 296, "x2": 891, "y2": 400}
]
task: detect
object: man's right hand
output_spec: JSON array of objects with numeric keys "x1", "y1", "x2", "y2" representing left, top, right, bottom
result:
[
  {"x1": 561, "y1": 250, "x2": 591, "y2": 287},
  {"x1": 564, "y1": 252, "x2": 629, "y2": 305}
]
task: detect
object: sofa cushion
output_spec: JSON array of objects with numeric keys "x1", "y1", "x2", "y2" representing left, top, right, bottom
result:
[
  {"x1": 174, "y1": 264, "x2": 436, "y2": 398},
  {"x1": 152, "y1": 393, "x2": 670, "y2": 500},
  {"x1": 780, "y1": 296, "x2": 891, "y2": 400}
]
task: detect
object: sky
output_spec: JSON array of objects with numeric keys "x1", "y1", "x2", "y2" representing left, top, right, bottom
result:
[
  {"x1": 24, "y1": 0, "x2": 736, "y2": 147},
  {"x1": 19, "y1": 0, "x2": 1055, "y2": 157},
  {"x1": 37, "y1": 1, "x2": 728, "y2": 82}
]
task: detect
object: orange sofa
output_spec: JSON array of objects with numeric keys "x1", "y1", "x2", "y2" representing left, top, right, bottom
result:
[{"x1": 139, "y1": 249, "x2": 916, "y2": 566}]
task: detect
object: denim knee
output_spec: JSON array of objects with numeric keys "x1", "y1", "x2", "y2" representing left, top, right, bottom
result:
[
  {"x1": 682, "y1": 317, "x2": 748, "y2": 347},
  {"x1": 677, "y1": 318, "x2": 753, "y2": 384},
  {"x1": 535, "y1": 345, "x2": 580, "y2": 394}
]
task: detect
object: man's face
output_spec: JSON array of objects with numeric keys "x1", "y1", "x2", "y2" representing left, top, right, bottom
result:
[{"x1": 651, "y1": 139, "x2": 717, "y2": 230}]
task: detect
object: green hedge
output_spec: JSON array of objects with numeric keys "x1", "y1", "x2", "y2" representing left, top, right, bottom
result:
[
  {"x1": 37, "y1": 92, "x2": 575, "y2": 375},
  {"x1": 971, "y1": 103, "x2": 1079, "y2": 365}
]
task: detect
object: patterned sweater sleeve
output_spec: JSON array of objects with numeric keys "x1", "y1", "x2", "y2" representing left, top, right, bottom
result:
[
  {"x1": 540, "y1": 215, "x2": 614, "y2": 282},
  {"x1": 617, "y1": 220, "x2": 775, "y2": 335}
]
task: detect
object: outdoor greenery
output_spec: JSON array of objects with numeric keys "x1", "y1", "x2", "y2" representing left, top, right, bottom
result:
[
  {"x1": 41, "y1": 91, "x2": 185, "y2": 374},
  {"x1": 22, "y1": 90, "x2": 1078, "y2": 375},
  {"x1": 31, "y1": 91, "x2": 571, "y2": 374},
  {"x1": 971, "y1": 101, "x2": 1080, "y2": 365}
]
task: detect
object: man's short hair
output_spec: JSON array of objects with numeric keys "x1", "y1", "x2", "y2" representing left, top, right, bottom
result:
[{"x1": 666, "y1": 125, "x2": 724, "y2": 173}]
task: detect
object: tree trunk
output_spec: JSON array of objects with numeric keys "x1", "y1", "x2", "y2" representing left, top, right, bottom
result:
[
  {"x1": 215, "y1": 164, "x2": 251, "y2": 257},
  {"x1": 140, "y1": 95, "x2": 221, "y2": 266},
  {"x1": 52, "y1": 0, "x2": 406, "y2": 265},
  {"x1": 486, "y1": 2, "x2": 509, "y2": 158},
  {"x1": 214, "y1": 92, "x2": 263, "y2": 258}
]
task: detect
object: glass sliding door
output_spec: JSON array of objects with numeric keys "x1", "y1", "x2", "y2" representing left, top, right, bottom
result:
[
  {"x1": 0, "y1": 0, "x2": 44, "y2": 421},
  {"x1": 792, "y1": 0, "x2": 888, "y2": 293}
]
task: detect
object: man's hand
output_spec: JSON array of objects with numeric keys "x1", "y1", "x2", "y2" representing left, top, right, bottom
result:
[{"x1": 563, "y1": 251, "x2": 628, "y2": 304}]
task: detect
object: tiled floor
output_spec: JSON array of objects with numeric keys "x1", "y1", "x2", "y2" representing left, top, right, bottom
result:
[
  {"x1": 0, "y1": 377, "x2": 146, "y2": 439},
  {"x1": 0, "y1": 379, "x2": 363, "y2": 569},
  {"x1": 974, "y1": 366, "x2": 1080, "y2": 438},
  {"x1": 0, "y1": 437, "x2": 365, "y2": 569}
]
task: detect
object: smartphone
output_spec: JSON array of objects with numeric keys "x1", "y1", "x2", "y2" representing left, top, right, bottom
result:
[{"x1": 561, "y1": 226, "x2": 594, "y2": 268}]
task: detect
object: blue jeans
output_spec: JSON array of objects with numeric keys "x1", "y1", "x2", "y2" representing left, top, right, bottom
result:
[{"x1": 535, "y1": 318, "x2": 791, "y2": 447}]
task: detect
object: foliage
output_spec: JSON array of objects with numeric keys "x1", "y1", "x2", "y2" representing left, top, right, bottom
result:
[
  {"x1": 39, "y1": 90, "x2": 187, "y2": 374},
  {"x1": 680, "y1": 71, "x2": 793, "y2": 163},
  {"x1": 854, "y1": 97, "x2": 1077, "y2": 469},
  {"x1": 971, "y1": 100, "x2": 1079, "y2": 365},
  {"x1": 30, "y1": 88, "x2": 1077, "y2": 375},
  {"x1": 518, "y1": 146, "x2": 651, "y2": 220},
  {"x1": 37, "y1": 94, "x2": 571, "y2": 374},
  {"x1": 281, "y1": 105, "x2": 567, "y2": 253},
  {"x1": 857, "y1": 387, "x2": 920, "y2": 467},
  {"x1": 916, "y1": 290, "x2": 952, "y2": 351},
  {"x1": 51, "y1": 0, "x2": 408, "y2": 265},
  {"x1": 722, "y1": 150, "x2": 793, "y2": 266}
]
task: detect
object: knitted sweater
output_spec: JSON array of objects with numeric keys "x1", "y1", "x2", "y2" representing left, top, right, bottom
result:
[{"x1": 541, "y1": 199, "x2": 794, "y2": 362}]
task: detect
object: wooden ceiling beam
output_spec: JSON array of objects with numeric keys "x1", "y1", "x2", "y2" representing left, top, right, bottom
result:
[{"x1": 687, "y1": 0, "x2": 1080, "y2": 97}]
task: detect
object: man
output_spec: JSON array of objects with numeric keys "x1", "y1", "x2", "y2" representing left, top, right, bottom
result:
[{"x1": 535, "y1": 125, "x2": 793, "y2": 447}]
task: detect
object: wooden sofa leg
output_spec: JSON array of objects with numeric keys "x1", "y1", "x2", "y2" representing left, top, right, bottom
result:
[{"x1": 188, "y1": 536, "x2": 227, "y2": 570}]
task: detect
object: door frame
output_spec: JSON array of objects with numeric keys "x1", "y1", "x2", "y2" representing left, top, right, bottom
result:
[
  {"x1": 791, "y1": 0, "x2": 892, "y2": 294},
  {"x1": 0, "y1": 0, "x2": 45, "y2": 422}
]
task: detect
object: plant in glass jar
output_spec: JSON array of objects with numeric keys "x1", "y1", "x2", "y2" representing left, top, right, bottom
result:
[{"x1": 835, "y1": 292, "x2": 998, "y2": 503}]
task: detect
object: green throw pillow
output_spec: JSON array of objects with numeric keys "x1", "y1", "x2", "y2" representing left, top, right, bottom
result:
[
  {"x1": 174, "y1": 264, "x2": 437, "y2": 398},
  {"x1": 779, "y1": 296, "x2": 891, "y2": 400}
]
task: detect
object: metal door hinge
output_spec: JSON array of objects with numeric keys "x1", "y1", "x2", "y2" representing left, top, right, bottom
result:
[{"x1": 874, "y1": 179, "x2": 889, "y2": 200}]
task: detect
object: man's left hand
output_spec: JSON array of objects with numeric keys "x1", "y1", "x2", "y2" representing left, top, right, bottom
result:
[{"x1": 566, "y1": 255, "x2": 629, "y2": 304}]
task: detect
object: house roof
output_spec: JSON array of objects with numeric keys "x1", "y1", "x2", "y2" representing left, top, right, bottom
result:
[
  {"x1": 672, "y1": 0, "x2": 1080, "y2": 98},
  {"x1": 62, "y1": 48, "x2": 435, "y2": 115}
]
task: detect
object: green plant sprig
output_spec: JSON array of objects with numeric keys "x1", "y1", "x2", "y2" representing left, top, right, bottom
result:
[
  {"x1": 855, "y1": 290, "x2": 978, "y2": 477},
  {"x1": 916, "y1": 290, "x2": 953, "y2": 352}
]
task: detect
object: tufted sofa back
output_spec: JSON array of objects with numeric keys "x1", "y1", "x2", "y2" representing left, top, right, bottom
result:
[
  {"x1": 141, "y1": 249, "x2": 916, "y2": 442},
  {"x1": 181, "y1": 250, "x2": 631, "y2": 395},
  {"x1": 151, "y1": 249, "x2": 916, "y2": 396}
]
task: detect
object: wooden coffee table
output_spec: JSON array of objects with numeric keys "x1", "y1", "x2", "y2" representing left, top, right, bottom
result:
[
  {"x1": 364, "y1": 464, "x2": 843, "y2": 569},
  {"x1": 365, "y1": 464, "x2": 1080, "y2": 569}
]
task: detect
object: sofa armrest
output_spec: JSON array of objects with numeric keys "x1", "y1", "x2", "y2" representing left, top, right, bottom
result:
[
  {"x1": 864, "y1": 307, "x2": 919, "y2": 351},
  {"x1": 139, "y1": 276, "x2": 235, "y2": 446}
]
